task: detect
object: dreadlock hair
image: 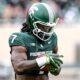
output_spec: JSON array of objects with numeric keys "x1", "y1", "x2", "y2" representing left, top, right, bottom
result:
[{"x1": 21, "y1": 22, "x2": 30, "y2": 32}]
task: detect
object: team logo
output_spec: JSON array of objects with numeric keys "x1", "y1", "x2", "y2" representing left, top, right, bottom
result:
[{"x1": 29, "y1": 6, "x2": 38, "y2": 15}]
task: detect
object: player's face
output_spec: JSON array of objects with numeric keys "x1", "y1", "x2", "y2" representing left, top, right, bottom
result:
[{"x1": 36, "y1": 23, "x2": 52, "y2": 32}]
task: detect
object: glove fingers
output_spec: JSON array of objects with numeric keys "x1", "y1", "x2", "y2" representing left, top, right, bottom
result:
[
  {"x1": 50, "y1": 57, "x2": 59, "y2": 69},
  {"x1": 50, "y1": 66, "x2": 59, "y2": 75},
  {"x1": 53, "y1": 58, "x2": 63, "y2": 64},
  {"x1": 53, "y1": 59, "x2": 61, "y2": 66}
]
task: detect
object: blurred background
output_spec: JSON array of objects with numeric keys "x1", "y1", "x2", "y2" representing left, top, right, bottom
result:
[{"x1": 0, "y1": 0, "x2": 80, "y2": 80}]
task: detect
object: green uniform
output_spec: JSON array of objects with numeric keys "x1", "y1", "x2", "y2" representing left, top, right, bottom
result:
[{"x1": 9, "y1": 32, "x2": 57, "y2": 75}]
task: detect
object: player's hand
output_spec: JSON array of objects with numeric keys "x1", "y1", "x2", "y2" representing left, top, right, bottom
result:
[
  {"x1": 49, "y1": 55, "x2": 63, "y2": 76},
  {"x1": 40, "y1": 64, "x2": 52, "y2": 71},
  {"x1": 36, "y1": 53, "x2": 63, "y2": 72},
  {"x1": 51, "y1": 57, "x2": 63, "y2": 68},
  {"x1": 49, "y1": 66, "x2": 61, "y2": 76},
  {"x1": 40, "y1": 55, "x2": 63, "y2": 71},
  {"x1": 47, "y1": 54, "x2": 63, "y2": 69}
]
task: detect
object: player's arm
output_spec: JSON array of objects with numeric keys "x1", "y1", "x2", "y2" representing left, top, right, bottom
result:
[
  {"x1": 11, "y1": 45, "x2": 57, "y2": 74},
  {"x1": 11, "y1": 46, "x2": 39, "y2": 74}
]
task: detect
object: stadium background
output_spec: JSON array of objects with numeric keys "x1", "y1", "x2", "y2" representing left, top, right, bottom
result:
[{"x1": 0, "y1": 0, "x2": 80, "y2": 80}]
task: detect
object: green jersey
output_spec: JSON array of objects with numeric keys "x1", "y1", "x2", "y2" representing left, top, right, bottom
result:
[
  {"x1": 9, "y1": 32, "x2": 57, "y2": 75},
  {"x1": 9, "y1": 32, "x2": 57, "y2": 59}
]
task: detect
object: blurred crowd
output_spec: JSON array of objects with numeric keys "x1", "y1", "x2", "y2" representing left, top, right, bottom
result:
[{"x1": 0, "y1": 0, "x2": 80, "y2": 23}]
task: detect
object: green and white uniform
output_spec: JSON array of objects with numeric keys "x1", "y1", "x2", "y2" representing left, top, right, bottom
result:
[{"x1": 9, "y1": 32, "x2": 57, "y2": 75}]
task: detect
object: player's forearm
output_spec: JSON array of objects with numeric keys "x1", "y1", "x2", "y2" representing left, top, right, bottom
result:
[
  {"x1": 13, "y1": 55, "x2": 50, "y2": 74},
  {"x1": 12, "y1": 59, "x2": 39, "y2": 74}
]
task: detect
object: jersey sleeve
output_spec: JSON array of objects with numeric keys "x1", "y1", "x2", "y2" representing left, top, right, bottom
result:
[{"x1": 8, "y1": 33, "x2": 25, "y2": 47}]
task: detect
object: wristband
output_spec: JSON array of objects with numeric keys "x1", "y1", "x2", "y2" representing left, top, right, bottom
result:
[{"x1": 36, "y1": 56, "x2": 49, "y2": 67}]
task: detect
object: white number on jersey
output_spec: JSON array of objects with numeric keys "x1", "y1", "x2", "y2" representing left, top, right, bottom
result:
[{"x1": 11, "y1": 35, "x2": 17, "y2": 43}]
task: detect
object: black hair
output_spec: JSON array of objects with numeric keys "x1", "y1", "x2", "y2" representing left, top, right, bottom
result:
[{"x1": 21, "y1": 23, "x2": 30, "y2": 32}]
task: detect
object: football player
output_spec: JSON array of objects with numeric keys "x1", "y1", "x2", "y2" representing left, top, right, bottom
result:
[{"x1": 9, "y1": 2, "x2": 63, "y2": 80}]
